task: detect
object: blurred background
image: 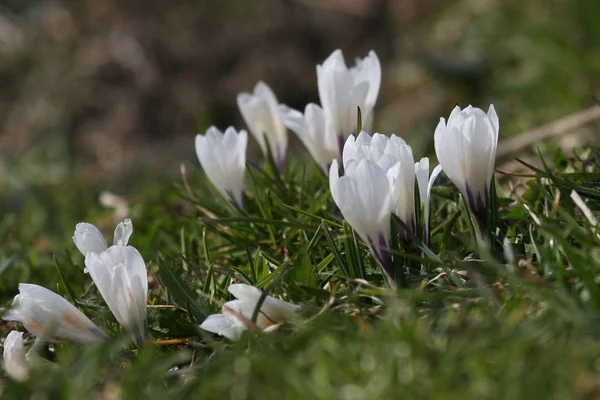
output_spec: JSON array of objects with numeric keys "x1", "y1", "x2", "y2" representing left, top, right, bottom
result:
[{"x1": 0, "y1": 0, "x2": 600, "y2": 296}]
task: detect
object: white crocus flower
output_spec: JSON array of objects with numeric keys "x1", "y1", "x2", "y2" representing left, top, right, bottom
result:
[
  {"x1": 84, "y1": 245, "x2": 148, "y2": 346},
  {"x1": 279, "y1": 103, "x2": 338, "y2": 173},
  {"x1": 342, "y1": 132, "x2": 417, "y2": 242},
  {"x1": 200, "y1": 283, "x2": 300, "y2": 341},
  {"x1": 73, "y1": 219, "x2": 133, "y2": 257},
  {"x1": 317, "y1": 49, "x2": 381, "y2": 156},
  {"x1": 237, "y1": 81, "x2": 288, "y2": 169},
  {"x1": 434, "y1": 105, "x2": 499, "y2": 232},
  {"x1": 3, "y1": 331, "x2": 28, "y2": 381},
  {"x1": 414, "y1": 158, "x2": 443, "y2": 244},
  {"x1": 2, "y1": 284, "x2": 107, "y2": 344},
  {"x1": 329, "y1": 157, "x2": 395, "y2": 280},
  {"x1": 195, "y1": 126, "x2": 247, "y2": 208}
]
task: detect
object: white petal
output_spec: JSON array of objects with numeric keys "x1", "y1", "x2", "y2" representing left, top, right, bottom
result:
[
  {"x1": 228, "y1": 284, "x2": 300, "y2": 324},
  {"x1": 415, "y1": 157, "x2": 430, "y2": 206},
  {"x1": 73, "y1": 223, "x2": 108, "y2": 257},
  {"x1": 3, "y1": 331, "x2": 28, "y2": 381},
  {"x1": 199, "y1": 313, "x2": 245, "y2": 341},
  {"x1": 424, "y1": 164, "x2": 443, "y2": 239},
  {"x1": 113, "y1": 218, "x2": 133, "y2": 246},
  {"x1": 3, "y1": 284, "x2": 107, "y2": 344},
  {"x1": 85, "y1": 245, "x2": 147, "y2": 343},
  {"x1": 195, "y1": 126, "x2": 247, "y2": 207}
]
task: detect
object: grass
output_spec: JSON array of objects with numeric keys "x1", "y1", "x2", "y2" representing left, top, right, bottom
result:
[{"x1": 2, "y1": 140, "x2": 600, "y2": 399}]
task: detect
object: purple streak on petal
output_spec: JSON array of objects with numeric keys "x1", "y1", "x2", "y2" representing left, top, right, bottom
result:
[
  {"x1": 368, "y1": 233, "x2": 394, "y2": 281},
  {"x1": 465, "y1": 183, "x2": 488, "y2": 234},
  {"x1": 397, "y1": 215, "x2": 417, "y2": 245},
  {"x1": 337, "y1": 133, "x2": 345, "y2": 159},
  {"x1": 275, "y1": 144, "x2": 285, "y2": 172}
]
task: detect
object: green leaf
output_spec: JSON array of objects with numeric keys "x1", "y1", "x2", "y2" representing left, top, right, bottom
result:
[{"x1": 157, "y1": 252, "x2": 210, "y2": 321}]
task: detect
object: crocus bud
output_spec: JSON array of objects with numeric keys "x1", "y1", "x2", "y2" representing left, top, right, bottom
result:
[
  {"x1": 84, "y1": 245, "x2": 148, "y2": 346},
  {"x1": 342, "y1": 132, "x2": 417, "y2": 243},
  {"x1": 414, "y1": 158, "x2": 443, "y2": 244},
  {"x1": 237, "y1": 81, "x2": 288, "y2": 169},
  {"x1": 279, "y1": 103, "x2": 338, "y2": 174},
  {"x1": 2, "y1": 284, "x2": 107, "y2": 344},
  {"x1": 434, "y1": 105, "x2": 499, "y2": 232},
  {"x1": 329, "y1": 157, "x2": 395, "y2": 280},
  {"x1": 317, "y1": 49, "x2": 381, "y2": 156},
  {"x1": 199, "y1": 283, "x2": 299, "y2": 341},
  {"x1": 3, "y1": 331, "x2": 28, "y2": 381},
  {"x1": 195, "y1": 126, "x2": 247, "y2": 208}
]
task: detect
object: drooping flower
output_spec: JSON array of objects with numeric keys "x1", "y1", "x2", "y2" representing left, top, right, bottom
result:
[
  {"x1": 414, "y1": 158, "x2": 443, "y2": 244},
  {"x1": 317, "y1": 49, "x2": 381, "y2": 156},
  {"x1": 434, "y1": 105, "x2": 499, "y2": 232},
  {"x1": 279, "y1": 103, "x2": 338, "y2": 173},
  {"x1": 73, "y1": 219, "x2": 133, "y2": 257},
  {"x1": 84, "y1": 245, "x2": 148, "y2": 346},
  {"x1": 329, "y1": 157, "x2": 395, "y2": 280},
  {"x1": 2, "y1": 284, "x2": 107, "y2": 344},
  {"x1": 342, "y1": 132, "x2": 417, "y2": 242},
  {"x1": 3, "y1": 331, "x2": 28, "y2": 381},
  {"x1": 237, "y1": 81, "x2": 288, "y2": 169},
  {"x1": 200, "y1": 283, "x2": 300, "y2": 341},
  {"x1": 195, "y1": 126, "x2": 247, "y2": 208}
]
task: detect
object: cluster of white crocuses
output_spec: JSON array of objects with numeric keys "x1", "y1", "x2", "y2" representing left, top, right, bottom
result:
[
  {"x1": 1, "y1": 219, "x2": 148, "y2": 379},
  {"x1": 195, "y1": 49, "x2": 382, "y2": 206},
  {"x1": 1, "y1": 216, "x2": 300, "y2": 378},
  {"x1": 194, "y1": 48, "x2": 499, "y2": 282}
]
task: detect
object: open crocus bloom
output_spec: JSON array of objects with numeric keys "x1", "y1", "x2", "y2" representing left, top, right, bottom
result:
[
  {"x1": 342, "y1": 132, "x2": 417, "y2": 242},
  {"x1": 317, "y1": 49, "x2": 381, "y2": 156},
  {"x1": 329, "y1": 157, "x2": 395, "y2": 280},
  {"x1": 434, "y1": 105, "x2": 498, "y2": 232},
  {"x1": 237, "y1": 81, "x2": 288, "y2": 169},
  {"x1": 2, "y1": 284, "x2": 107, "y2": 344},
  {"x1": 279, "y1": 103, "x2": 338, "y2": 173},
  {"x1": 199, "y1": 284, "x2": 300, "y2": 341},
  {"x1": 195, "y1": 126, "x2": 247, "y2": 208},
  {"x1": 3, "y1": 331, "x2": 28, "y2": 381},
  {"x1": 414, "y1": 158, "x2": 443, "y2": 244},
  {"x1": 84, "y1": 245, "x2": 148, "y2": 346},
  {"x1": 73, "y1": 219, "x2": 133, "y2": 257}
]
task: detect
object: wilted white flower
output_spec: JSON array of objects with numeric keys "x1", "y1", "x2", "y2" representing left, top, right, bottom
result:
[
  {"x1": 317, "y1": 49, "x2": 381, "y2": 156},
  {"x1": 200, "y1": 283, "x2": 299, "y2": 341},
  {"x1": 237, "y1": 81, "x2": 287, "y2": 169},
  {"x1": 3, "y1": 331, "x2": 27, "y2": 381},
  {"x1": 84, "y1": 245, "x2": 148, "y2": 346},
  {"x1": 72, "y1": 219, "x2": 133, "y2": 257},
  {"x1": 342, "y1": 132, "x2": 417, "y2": 242},
  {"x1": 195, "y1": 126, "x2": 247, "y2": 208},
  {"x1": 414, "y1": 158, "x2": 443, "y2": 243},
  {"x1": 2, "y1": 284, "x2": 107, "y2": 344},
  {"x1": 434, "y1": 105, "x2": 498, "y2": 231},
  {"x1": 329, "y1": 157, "x2": 395, "y2": 280},
  {"x1": 279, "y1": 103, "x2": 338, "y2": 173}
]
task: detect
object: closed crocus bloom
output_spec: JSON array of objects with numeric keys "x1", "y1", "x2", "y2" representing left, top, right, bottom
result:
[
  {"x1": 329, "y1": 158, "x2": 395, "y2": 280},
  {"x1": 237, "y1": 81, "x2": 287, "y2": 169},
  {"x1": 434, "y1": 105, "x2": 499, "y2": 231},
  {"x1": 414, "y1": 158, "x2": 443, "y2": 243},
  {"x1": 3, "y1": 331, "x2": 28, "y2": 381},
  {"x1": 84, "y1": 245, "x2": 148, "y2": 346},
  {"x1": 195, "y1": 126, "x2": 247, "y2": 208},
  {"x1": 279, "y1": 103, "x2": 339, "y2": 173},
  {"x1": 3, "y1": 284, "x2": 107, "y2": 344},
  {"x1": 73, "y1": 219, "x2": 133, "y2": 257},
  {"x1": 200, "y1": 283, "x2": 300, "y2": 341},
  {"x1": 343, "y1": 132, "x2": 417, "y2": 241},
  {"x1": 317, "y1": 49, "x2": 381, "y2": 156}
]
